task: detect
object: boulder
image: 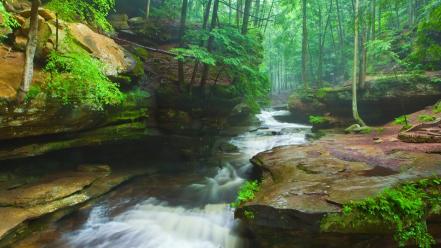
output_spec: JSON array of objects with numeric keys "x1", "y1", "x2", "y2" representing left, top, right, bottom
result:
[{"x1": 13, "y1": 8, "x2": 136, "y2": 76}]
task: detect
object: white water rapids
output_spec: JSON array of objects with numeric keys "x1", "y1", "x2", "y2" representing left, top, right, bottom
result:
[{"x1": 64, "y1": 109, "x2": 311, "y2": 248}]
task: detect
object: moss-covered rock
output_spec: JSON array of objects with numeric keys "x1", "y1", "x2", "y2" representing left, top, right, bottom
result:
[{"x1": 288, "y1": 74, "x2": 441, "y2": 124}]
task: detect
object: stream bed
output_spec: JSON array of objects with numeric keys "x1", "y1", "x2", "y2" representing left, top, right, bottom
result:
[{"x1": 18, "y1": 109, "x2": 311, "y2": 248}]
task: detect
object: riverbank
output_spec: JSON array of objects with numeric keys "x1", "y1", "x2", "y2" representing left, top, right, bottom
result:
[{"x1": 236, "y1": 106, "x2": 441, "y2": 247}]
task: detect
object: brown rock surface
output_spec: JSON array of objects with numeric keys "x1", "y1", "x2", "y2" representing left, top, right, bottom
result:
[
  {"x1": 237, "y1": 110, "x2": 441, "y2": 247},
  {"x1": 0, "y1": 165, "x2": 151, "y2": 245}
]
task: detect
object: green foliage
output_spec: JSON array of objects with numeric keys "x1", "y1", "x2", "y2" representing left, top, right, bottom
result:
[
  {"x1": 394, "y1": 115, "x2": 412, "y2": 130},
  {"x1": 183, "y1": 28, "x2": 270, "y2": 112},
  {"x1": 172, "y1": 45, "x2": 216, "y2": 65},
  {"x1": 0, "y1": 2, "x2": 19, "y2": 39},
  {"x1": 418, "y1": 115, "x2": 437, "y2": 123},
  {"x1": 45, "y1": 51, "x2": 124, "y2": 110},
  {"x1": 434, "y1": 101, "x2": 441, "y2": 114},
  {"x1": 315, "y1": 87, "x2": 333, "y2": 98},
  {"x1": 309, "y1": 115, "x2": 328, "y2": 125},
  {"x1": 322, "y1": 178, "x2": 441, "y2": 248},
  {"x1": 243, "y1": 210, "x2": 255, "y2": 220},
  {"x1": 45, "y1": 0, "x2": 115, "y2": 32},
  {"x1": 25, "y1": 85, "x2": 41, "y2": 102},
  {"x1": 231, "y1": 180, "x2": 261, "y2": 208},
  {"x1": 409, "y1": 4, "x2": 441, "y2": 70}
]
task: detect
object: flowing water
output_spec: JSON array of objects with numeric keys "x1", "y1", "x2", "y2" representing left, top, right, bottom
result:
[{"x1": 29, "y1": 109, "x2": 311, "y2": 248}]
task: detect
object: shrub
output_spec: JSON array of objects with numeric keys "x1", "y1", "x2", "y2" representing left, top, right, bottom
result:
[
  {"x1": 321, "y1": 178, "x2": 441, "y2": 248},
  {"x1": 434, "y1": 102, "x2": 441, "y2": 114},
  {"x1": 45, "y1": 51, "x2": 125, "y2": 110},
  {"x1": 231, "y1": 180, "x2": 260, "y2": 208},
  {"x1": 309, "y1": 115, "x2": 328, "y2": 125},
  {"x1": 45, "y1": 0, "x2": 115, "y2": 32},
  {"x1": 394, "y1": 115, "x2": 412, "y2": 130},
  {"x1": 0, "y1": 2, "x2": 19, "y2": 39}
]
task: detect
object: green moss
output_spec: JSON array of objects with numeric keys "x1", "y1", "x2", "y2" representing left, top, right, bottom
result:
[
  {"x1": 321, "y1": 178, "x2": 441, "y2": 248},
  {"x1": 418, "y1": 115, "x2": 437, "y2": 123},
  {"x1": 244, "y1": 210, "x2": 255, "y2": 220},
  {"x1": 309, "y1": 115, "x2": 328, "y2": 125},
  {"x1": 134, "y1": 47, "x2": 149, "y2": 60},
  {"x1": 315, "y1": 87, "x2": 334, "y2": 98},
  {"x1": 131, "y1": 55, "x2": 145, "y2": 80},
  {"x1": 433, "y1": 102, "x2": 441, "y2": 114},
  {"x1": 231, "y1": 180, "x2": 260, "y2": 208}
]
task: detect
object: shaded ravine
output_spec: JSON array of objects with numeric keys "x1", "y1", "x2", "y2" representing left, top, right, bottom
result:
[{"x1": 25, "y1": 109, "x2": 311, "y2": 248}]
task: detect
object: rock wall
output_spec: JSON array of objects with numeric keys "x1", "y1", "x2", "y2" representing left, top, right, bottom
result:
[{"x1": 288, "y1": 74, "x2": 441, "y2": 125}]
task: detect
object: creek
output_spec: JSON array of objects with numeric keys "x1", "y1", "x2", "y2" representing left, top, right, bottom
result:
[{"x1": 24, "y1": 109, "x2": 311, "y2": 248}]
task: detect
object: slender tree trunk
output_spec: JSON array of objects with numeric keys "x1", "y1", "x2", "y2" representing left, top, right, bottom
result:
[
  {"x1": 301, "y1": 0, "x2": 308, "y2": 89},
  {"x1": 178, "y1": 0, "x2": 189, "y2": 86},
  {"x1": 359, "y1": 21, "x2": 367, "y2": 89},
  {"x1": 371, "y1": 0, "x2": 376, "y2": 40},
  {"x1": 228, "y1": 0, "x2": 232, "y2": 24},
  {"x1": 236, "y1": 0, "x2": 242, "y2": 29},
  {"x1": 17, "y1": 0, "x2": 40, "y2": 104},
  {"x1": 241, "y1": 0, "x2": 252, "y2": 34},
  {"x1": 378, "y1": 3, "x2": 381, "y2": 35},
  {"x1": 200, "y1": 0, "x2": 219, "y2": 87},
  {"x1": 352, "y1": 0, "x2": 367, "y2": 126},
  {"x1": 336, "y1": 0, "x2": 345, "y2": 80},
  {"x1": 263, "y1": 0, "x2": 274, "y2": 32},
  {"x1": 190, "y1": 0, "x2": 212, "y2": 87},
  {"x1": 253, "y1": 0, "x2": 260, "y2": 26},
  {"x1": 145, "y1": 0, "x2": 151, "y2": 21}
]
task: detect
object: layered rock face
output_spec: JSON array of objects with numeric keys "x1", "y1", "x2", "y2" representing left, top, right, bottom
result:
[
  {"x1": 288, "y1": 74, "x2": 441, "y2": 125},
  {"x1": 236, "y1": 116, "x2": 441, "y2": 247}
]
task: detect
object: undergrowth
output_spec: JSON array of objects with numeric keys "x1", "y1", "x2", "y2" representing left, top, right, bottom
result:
[
  {"x1": 321, "y1": 178, "x2": 441, "y2": 248},
  {"x1": 45, "y1": 51, "x2": 124, "y2": 110},
  {"x1": 231, "y1": 180, "x2": 260, "y2": 208}
]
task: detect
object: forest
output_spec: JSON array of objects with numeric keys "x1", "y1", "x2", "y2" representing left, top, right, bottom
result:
[{"x1": 0, "y1": 0, "x2": 440, "y2": 247}]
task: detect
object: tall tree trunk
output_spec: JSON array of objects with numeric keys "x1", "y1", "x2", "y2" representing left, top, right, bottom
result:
[
  {"x1": 241, "y1": 0, "x2": 252, "y2": 34},
  {"x1": 301, "y1": 0, "x2": 308, "y2": 89},
  {"x1": 318, "y1": 0, "x2": 333, "y2": 86},
  {"x1": 178, "y1": 0, "x2": 189, "y2": 86},
  {"x1": 371, "y1": 0, "x2": 376, "y2": 40},
  {"x1": 336, "y1": 0, "x2": 345, "y2": 80},
  {"x1": 359, "y1": 20, "x2": 367, "y2": 89},
  {"x1": 200, "y1": 0, "x2": 219, "y2": 87},
  {"x1": 253, "y1": 0, "x2": 260, "y2": 26},
  {"x1": 190, "y1": 0, "x2": 212, "y2": 87},
  {"x1": 352, "y1": 0, "x2": 367, "y2": 126},
  {"x1": 228, "y1": 0, "x2": 232, "y2": 24},
  {"x1": 145, "y1": 0, "x2": 151, "y2": 21},
  {"x1": 236, "y1": 0, "x2": 242, "y2": 29},
  {"x1": 263, "y1": 0, "x2": 274, "y2": 32},
  {"x1": 16, "y1": 0, "x2": 40, "y2": 104}
]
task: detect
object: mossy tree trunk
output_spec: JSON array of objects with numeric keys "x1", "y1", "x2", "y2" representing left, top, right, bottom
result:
[
  {"x1": 200, "y1": 0, "x2": 219, "y2": 87},
  {"x1": 352, "y1": 0, "x2": 367, "y2": 127},
  {"x1": 16, "y1": 0, "x2": 40, "y2": 104},
  {"x1": 301, "y1": 0, "x2": 308, "y2": 89}
]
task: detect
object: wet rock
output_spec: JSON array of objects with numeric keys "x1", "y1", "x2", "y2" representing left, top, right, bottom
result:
[
  {"x1": 236, "y1": 127, "x2": 441, "y2": 247},
  {"x1": 0, "y1": 167, "x2": 151, "y2": 245},
  {"x1": 77, "y1": 164, "x2": 112, "y2": 173}
]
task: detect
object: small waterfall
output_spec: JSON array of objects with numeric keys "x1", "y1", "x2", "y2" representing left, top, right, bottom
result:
[
  {"x1": 60, "y1": 109, "x2": 310, "y2": 248},
  {"x1": 189, "y1": 163, "x2": 245, "y2": 203},
  {"x1": 66, "y1": 198, "x2": 242, "y2": 248}
]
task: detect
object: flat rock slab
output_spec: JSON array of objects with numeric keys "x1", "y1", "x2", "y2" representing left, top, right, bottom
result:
[
  {"x1": 241, "y1": 127, "x2": 441, "y2": 230},
  {"x1": 0, "y1": 165, "x2": 150, "y2": 243},
  {"x1": 0, "y1": 173, "x2": 103, "y2": 207}
]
